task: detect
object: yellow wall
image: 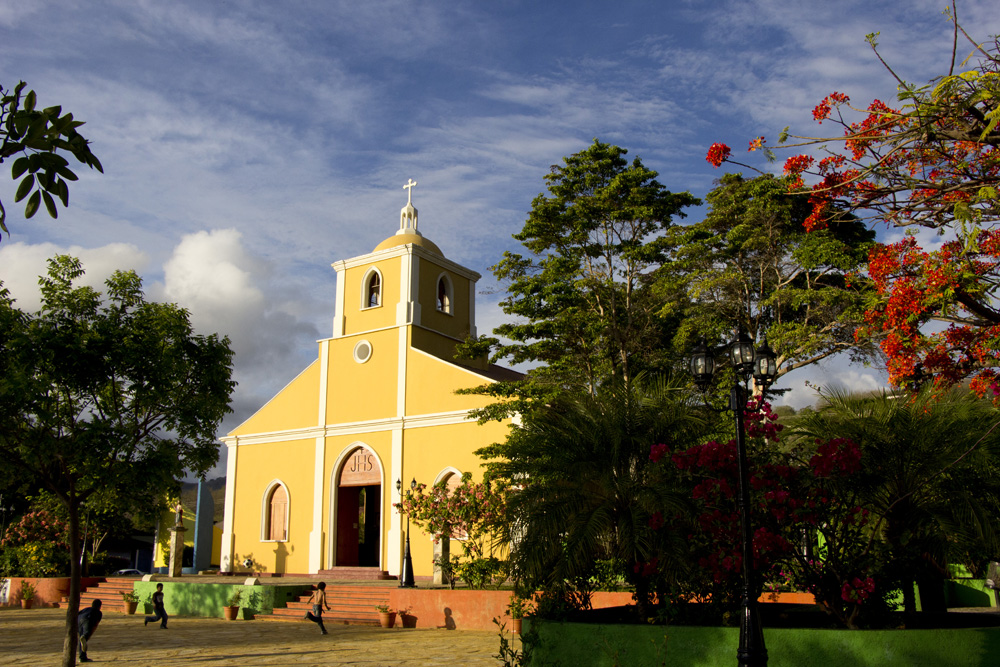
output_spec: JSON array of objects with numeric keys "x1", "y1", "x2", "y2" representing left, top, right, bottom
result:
[
  {"x1": 405, "y1": 345, "x2": 496, "y2": 415},
  {"x1": 230, "y1": 360, "x2": 320, "y2": 436},
  {"x1": 229, "y1": 438, "x2": 316, "y2": 574},
  {"x1": 418, "y1": 262, "x2": 472, "y2": 341},
  {"x1": 325, "y1": 329, "x2": 400, "y2": 422},
  {"x1": 342, "y1": 257, "x2": 401, "y2": 334}
]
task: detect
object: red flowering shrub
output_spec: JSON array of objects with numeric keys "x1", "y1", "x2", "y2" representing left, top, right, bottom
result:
[{"x1": 652, "y1": 401, "x2": 888, "y2": 628}]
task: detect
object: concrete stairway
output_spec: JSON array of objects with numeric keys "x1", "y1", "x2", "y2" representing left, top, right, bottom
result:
[
  {"x1": 58, "y1": 577, "x2": 135, "y2": 611},
  {"x1": 258, "y1": 584, "x2": 390, "y2": 626},
  {"x1": 316, "y1": 567, "x2": 395, "y2": 581}
]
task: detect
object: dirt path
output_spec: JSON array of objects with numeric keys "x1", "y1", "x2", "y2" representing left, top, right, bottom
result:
[{"x1": 0, "y1": 608, "x2": 509, "y2": 666}]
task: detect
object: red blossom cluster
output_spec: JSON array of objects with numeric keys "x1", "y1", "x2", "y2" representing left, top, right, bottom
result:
[
  {"x1": 812, "y1": 92, "x2": 850, "y2": 123},
  {"x1": 743, "y1": 398, "x2": 784, "y2": 441},
  {"x1": 841, "y1": 576, "x2": 876, "y2": 603},
  {"x1": 705, "y1": 142, "x2": 731, "y2": 168},
  {"x1": 672, "y1": 438, "x2": 737, "y2": 474},
  {"x1": 861, "y1": 232, "x2": 1000, "y2": 392},
  {"x1": 633, "y1": 556, "x2": 660, "y2": 577},
  {"x1": 809, "y1": 438, "x2": 862, "y2": 477}
]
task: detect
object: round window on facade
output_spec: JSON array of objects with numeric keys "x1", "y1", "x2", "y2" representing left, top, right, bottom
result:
[{"x1": 353, "y1": 340, "x2": 373, "y2": 364}]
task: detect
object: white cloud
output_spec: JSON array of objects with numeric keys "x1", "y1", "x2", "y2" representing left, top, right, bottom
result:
[{"x1": 0, "y1": 241, "x2": 149, "y2": 311}]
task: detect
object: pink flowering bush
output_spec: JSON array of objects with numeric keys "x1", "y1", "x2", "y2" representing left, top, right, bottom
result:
[
  {"x1": 394, "y1": 473, "x2": 509, "y2": 587},
  {"x1": 0, "y1": 509, "x2": 71, "y2": 577}
]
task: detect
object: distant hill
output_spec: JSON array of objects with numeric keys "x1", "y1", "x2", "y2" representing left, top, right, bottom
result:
[{"x1": 180, "y1": 477, "x2": 226, "y2": 523}]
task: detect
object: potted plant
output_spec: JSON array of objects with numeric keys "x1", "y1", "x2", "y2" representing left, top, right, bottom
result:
[
  {"x1": 120, "y1": 589, "x2": 140, "y2": 615},
  {"x1": 507, "y1": 593, "x2": 533, "y2": 634},
  {"x1": 224, "y1": 589, "x2": 241, "y2": 620},
  {"x1": 20, "y1": 581, "x2": 36, "y2": 610},
  {"x1": 399, "y1": 605, "x2": 417, "y2": 628},
  {"x1": 374, "y1": 603, "x2": 396, "y2": 628}
]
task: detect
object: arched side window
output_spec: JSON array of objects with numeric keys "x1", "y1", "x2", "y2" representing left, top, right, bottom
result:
[
  {"x1": 363, "y1": 268, "x2": 382, "y2": 309},
  {"x1": 261, "y1": 481, "x2": 289, "y2": 542},
  {"x1": 436, "y1": 273, "x2": 453, "y2": 314}
]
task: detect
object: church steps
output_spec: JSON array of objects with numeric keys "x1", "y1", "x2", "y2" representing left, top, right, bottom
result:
[
  {"x1": 57, "y1": 577, "x2": 137, "y2": 609},
  {"x1": 316, "y1": 567, "x2": 395, "y2": 581},
  {"x1": 257, "y1": 584, "x2": 389, "y2": 626}
]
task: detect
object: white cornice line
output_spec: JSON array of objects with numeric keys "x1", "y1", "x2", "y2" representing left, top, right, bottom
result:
[
  {"x1": 331, "y1": 243, "x2": 481, "y2": 281},
  {"x1": 320, "y1": 322, "x2": 467, "y2": 344},
  {"x1": 220, "y1": 409, "x2": 479, "y2": 447}
]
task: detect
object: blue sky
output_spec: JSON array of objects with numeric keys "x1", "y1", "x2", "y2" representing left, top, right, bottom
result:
[{"x1": 2, "y1": 0, "x2": 997, "y2": 476}]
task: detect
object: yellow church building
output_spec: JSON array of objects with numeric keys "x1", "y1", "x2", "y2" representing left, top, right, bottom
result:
[{"x1": 219, "y1": 181, "x2": 518, "y2": 579}]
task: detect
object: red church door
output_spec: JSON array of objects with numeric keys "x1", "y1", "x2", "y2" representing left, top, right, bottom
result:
[{"x1": 336, "y1": 448, "x2": 381, "y2": 567}]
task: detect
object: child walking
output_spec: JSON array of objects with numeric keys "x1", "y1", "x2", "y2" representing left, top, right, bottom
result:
[{"x1": 305, "y1": 581, "x2": 330, "y2": 634}]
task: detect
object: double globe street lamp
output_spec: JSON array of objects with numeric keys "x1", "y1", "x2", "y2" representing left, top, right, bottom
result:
[
  {"x1": 690, "y1": 332, "x2": 778, "y2": 667},
  {"x1": 396, "y1": 477, "x2": 417, "y2": 588}
]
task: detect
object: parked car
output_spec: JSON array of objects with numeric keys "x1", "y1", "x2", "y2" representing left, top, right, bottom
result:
[{"x1": 113, "y1": 568, "x2": 145, "y2": 576}]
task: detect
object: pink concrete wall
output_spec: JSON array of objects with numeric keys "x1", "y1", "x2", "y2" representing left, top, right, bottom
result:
[
  {"x1": 4, "y1": 577, "x2": 104, "y2": 608},
  {"x1": 386, "y1": 589, "x2": 634, "y2": 631},
  {"x1": 383, "y1": 589, "x2": 812, "y2": 631}
]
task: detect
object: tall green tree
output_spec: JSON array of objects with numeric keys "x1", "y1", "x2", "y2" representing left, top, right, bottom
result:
[
  {"x1": 658, "y1": 173, "x2": 877, "y2": 391},
  {"x1": 791, "y1": 387, "x2": 1000, "y2": 614},
  {"x1": 1, "y1": 81, "x2": 103, "y2": 236},
  {"x1": 479, "y1": 375, "x2": 708, "y2": 619},
  {"x1": 0, "y1": 256, "x2": 234, "y2": 667},
  {"x1": 459, "y1": 139, "x2": 698, "y2": 416}
]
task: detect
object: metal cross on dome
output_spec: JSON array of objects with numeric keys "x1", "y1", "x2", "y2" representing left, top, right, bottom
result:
[{"x1": 403, "y1": 178, "x2": 418, "y2": 204}]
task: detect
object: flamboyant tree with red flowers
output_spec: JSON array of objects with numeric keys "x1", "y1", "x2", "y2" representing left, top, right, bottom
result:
[{"x1": 706, "y1": 9, "x2": 1000, "y2": 396}]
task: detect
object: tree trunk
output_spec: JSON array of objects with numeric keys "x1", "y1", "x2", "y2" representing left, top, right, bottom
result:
[
  {"x1": 902, "y1": 574, "x2": 917, "y2": 615},
  {"x1": 62, "y1": 498, "x2": 81, "y2": 667},
  {"x1": 917, "y1": 571, "x2": 947, "y2": 614}
]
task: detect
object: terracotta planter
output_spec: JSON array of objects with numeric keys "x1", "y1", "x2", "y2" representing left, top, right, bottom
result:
[
  {"x1": 21, "y1": 599, "x2": 33, "y2": 610},
  {"x1": 400, "y1": 613, "x2": 417, "y2": 628},
  {"x1": 512, "y1": 618, "x2": 522, "y2": 634},
  {"x1": 223, "y1": 606, "x2": 239, "y2": 620},
  {"x1": 378, "y1": 611, "x2": 396, "y2": 628},
  {"x1": 123, "y1": 601, "x2": 138, "y2": 615}
]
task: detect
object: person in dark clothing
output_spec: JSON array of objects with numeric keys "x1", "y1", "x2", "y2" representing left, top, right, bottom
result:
[
  {"x1": 144, "y1": 583, "x2": 168, "y2": 629},
  {"x1": 305, "y1": 581, "x2": 330, "y2": 635},
  {"x1": 78, "y1": 598, "x2": 103, "y2": 662}
]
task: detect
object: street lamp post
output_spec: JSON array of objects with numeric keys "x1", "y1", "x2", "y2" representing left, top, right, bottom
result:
[
  {"x1": 396, "y1": 478, "x2": 416, "y2": 588},
  {"x1": 691, "y1": 332, "x2": 777, "y2": 667}
]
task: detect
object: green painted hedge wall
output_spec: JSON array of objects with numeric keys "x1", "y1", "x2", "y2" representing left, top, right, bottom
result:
[{"x1": 526, "y1": 621, "x2": 1000, "y2": 666}]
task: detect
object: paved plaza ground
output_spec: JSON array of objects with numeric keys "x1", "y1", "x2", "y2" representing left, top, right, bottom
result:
[{"x1": 0, "y1": 608, "x2": 510, "y2": 666}]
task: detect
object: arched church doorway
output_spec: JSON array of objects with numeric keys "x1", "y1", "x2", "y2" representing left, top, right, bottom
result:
[{"x1": 335, "y1": 447, "x2": 381, "y2": 567}]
